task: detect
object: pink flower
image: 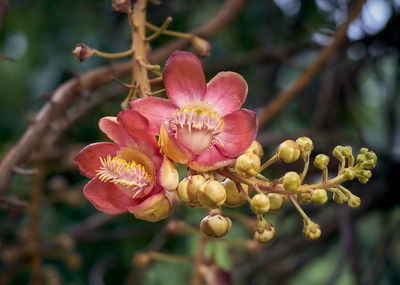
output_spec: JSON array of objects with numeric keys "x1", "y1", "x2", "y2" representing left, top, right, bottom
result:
[
  {"x1": 74, "y1": 110, "x2": 177, "y2": 222},
  {"x1": 130, "y1": 51, "x2": 258, "y2": 172}
]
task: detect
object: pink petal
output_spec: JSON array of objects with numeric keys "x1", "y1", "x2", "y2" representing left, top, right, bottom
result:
[
  {"x1": 204, "y1": 72, "x2": 248, "y2": 116},
  {"x1": 188, "y1": 146, "x2": 236, "y2": 172},
  {"x1": 163, "y1": 51, "x2": 206, "y2": 107},
  {"x1": 117, "y1": 110, "x2": 159, "y2": 151},
  {"x1": 98, "y1": 116, "x2": 133, "y2": 146},
  {"x1": 129, "y1": 97, "x2": 177, "y2": 134},
  {"x1": 74, "y1": 142, "x2": 120, "y2": 178},
  {"x1": 215, "y1": 109, "x2": 258, "y2": 157},
  {"x1": 83, "y1": 178, "x2": 137, "y2": 214}
]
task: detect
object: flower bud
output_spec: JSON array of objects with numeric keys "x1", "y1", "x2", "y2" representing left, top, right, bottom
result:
[
  {"x1": 200, "y1": 214, "x2": 232, "y2": 238},
  {"x1": 134, "y1": 253, "x2": 151, "y2": 269},
  {"x1": 282, "y1": 171, "x2": 301, "y2": 191},
  {"x1": 343, "y1": 169, "x2": 355, "y2": 180},
  {"x1": 253, "y1": 219, "x2": 275, "y2": 243},
  {"x1": 250, "y1": 194, "x2": 270, "y2": 214},
  {"x1": 159, "y1": 157, "x2": 179, "y2": 191},
  {"x1": 131, "y1": 193, "x2": 172, "y2": 222},
  {"x1": 198, "y1": 180, "x2": 226, "y2": 209},
  {"x1": 235, "y1": 153, "x2": 261, "y2": 178},
  {"x1": 311, "y1": 189, "x2": 328, "y2": 205},
  {"x1": 222, "y1": 179, "x2": 248, "y2": 208},
  {"x1": 191, "y1": 36, "x2": 211, "y2": 58},
  {"x1": 177, "y1": 175, "x2": 206, "y2": 207},
  {"x1": 296, "y1": 137, "x2": 314, "y2": 159},
  {"x1": 303, "y1": 219, "x2": 321, "y2": 241},
  {"x1": 245, "y1": 140, "x2": 264, "y2": 158},
  {"x1": 267, "y1": 193, "x2": 286, "y2": 211},
  {"x1": 332, "y1": 190, "x2": 348, "y2": 204},
  {"x1": 314, "y1": 154, "x2": 330, "y2": 169},
  {"x1": 277, "y1": 140, "x2": 300, "y2": 163},
  {"x1": 112, "y1": 0, "x2": 132, "y2": 13},
  {"x1": 72, "y1": 44, "x2": 95, "y2": 62},
  {"x1": 348, "y1": 194, "x2": 361, "y2": 209},
  {"x1": 296, "y1": 192, "x2": 312, "y2": 204}
]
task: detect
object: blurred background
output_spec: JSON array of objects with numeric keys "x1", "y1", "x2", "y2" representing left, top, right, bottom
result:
[{"x1": 1, "y1": 0, "x2": 399, "y2": 284}]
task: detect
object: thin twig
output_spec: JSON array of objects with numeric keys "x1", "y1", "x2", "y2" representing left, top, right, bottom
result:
[{"x1": 191, "y1": 235, "x2": 208, "y2": 285}]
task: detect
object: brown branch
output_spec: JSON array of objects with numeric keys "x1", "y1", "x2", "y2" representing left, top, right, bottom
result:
[
  {"x1": 258, "y1": 0, "x2": 366, "y2": 126},
  {"x1": 191, "y1": 235, "x2": 208, "y2": 285},
  {"x1": 0, "y1": 0, "x2": 247, "y2": 194}
]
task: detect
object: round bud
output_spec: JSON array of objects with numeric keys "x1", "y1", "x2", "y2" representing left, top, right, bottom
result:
[
  {"x1": 282, "y1": 171, "x2": 301, "y2": 191},
  {"x1": 303, "y1": 219, "x2": 321, "y2": 241},
  {"x1": 198, "y1": 180, "x2": 226, "y2": 209},
  {"x1": 342, "y1": 146, "x2": 353, "y2": 157},
  {"x1": 332, "y1": 190, "x2": 348, "y2": 204},
  {"x1": 250, "y1": 194, "x2": 270, "y2": 214},
  {"x1": 268, "y1": 193, "x2": 286, "y2": 211},
  {"x1": 343, "y1": 169, "x2": 355, "y2": 180},
  {"x1": 296, "y1": 192, "x2": 312, "y2": 204},
  {"x1": 311, "y1": 189, "x2": 328, "y2": 205},
  {"x1": 348, "y1": 194, "x2": 361, "y2": 209},
  {"x1": 296, "y1": 137, "x2": 314, "y2": 159},
  {"x1": 222, "y1": 179, "x2": 248, "y2": 208},
  {"x1": 235, "y1": 153, "x2": 261, "y2": 178},
  {"x1": 131, "y1": 193, "x2": 172, "y2": 222},
  {"x1": 177, "y1": 175, "x2": 206, "y2": 207},
  {"x1": 245, "y1": 141, "x2": 264, "y2": 158},
  {"x1": 253, "y1": 226, "x2": 275, "y2": 243},
  {"x1": 200, "y1": 214, "x2": 232, "y2": 238},
  {"x1": 314, "y1": 154, "x2": 330, "y2": 169},
  {"x1": 277, "y1": 140, "x2": 300, "y2": 163},
  {"x1": 191, "y1": 36, "x2": 211, "y2": 58}
]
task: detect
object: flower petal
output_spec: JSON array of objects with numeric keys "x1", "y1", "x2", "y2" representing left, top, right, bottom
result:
[
  {"x1": 74, "y1": 142, "x2": 120, "y2": 178},
  {"x1": 98, "y1": 116, "x2": 133, "y2": 146},
  {"x1": 160, "y1": 122, "x2": 194, "y2": 164},
  {"x1": 83, "y1": 178, "x2": 137, "y2": 214},
  {"x1": 129, "y1": 190, "x2": 172, "y2": 222},
  {"x1": 117, "y1": 109, "x2": 159, "y2": 151},
  {"x1": 204, "y1": 72, "x2": 248, "y2": 116},
  {"x1": 129, "y1": 97, "x2": 177, "y2": 134},
  {"x1": 163, "y1": 51, "x2": 206, "y2": 107},
  {"x1": 158, "y1": 156, "x2": 179, "y2": 191},
  {"x1": 188, "y1": 146, "x2": 236, "y2": 172},
  {"x1": 216, "y1": 109, "x2": 258, "y2": 157}
]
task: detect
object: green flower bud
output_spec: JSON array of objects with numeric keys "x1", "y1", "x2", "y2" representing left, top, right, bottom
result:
[
  {"x1": 348, "y1": 194, "x2": 361, "y2": 209},
  {"x1": 283, "y1": 171, "x2": 301, "y2": 191},
  {"x1": 235, "y1": 153, "x2": 261, "y2": 178},
  {"x1": 267, "y1": 193, "x2": 286, "y2": 211},
  {"x1": 222, "y1": 179, "x2": 248, "y2": 208},
  {"x1": 342, "y1": 146, "x2": 353, "y2": 157},
  {"x1": 332, "y1": 189, "x2": 348, "y2": 204},
  {"x1": 357, "y1": 148, "x2": 377, "y2": 170},
  {"x1": 343, "y1": 169, "x2": 355, "y2": 180},
  {"x1": 200, "y1": 214, "x2": 232, "y2": 238},
  {"x1": 296, "y1": 137, "x2": 314, "y2": 159},
  {"x1": 277, "y1": 140, "x2": 300, "y2": 163},
  {"x1": 198, "y1": 180, "x2": 226, "y2": 209},
  {"x1": 250, "y1": 194, "x2": 270, "y2": 214},
  {"x1": 296, "y1": 192, "x2": 312, "y2": 204},
  {"x1": 303, "y1": 219, "x2": 321, "y2": 241},
  {"x1": 177, "y1": 175, "x2": 206, "y2": 207},
  {"x1": 314, "y1": 154, "x2": 330, "y2": 170},
  {"x1": 333, "y1": 145, "x2": 345, "y2": 161},
  {"x1": 245, "y1": 140, "x2": 264, "y2": 158},
  {"x1": 356, "y1": 169, "x2": 372, "y2": 184},
  {"x1": 311, "y1": 189, "x2": 328, "y2": 205},
  {"x1": 253, "y1": 225, "x2": 275, "y2": 244}
]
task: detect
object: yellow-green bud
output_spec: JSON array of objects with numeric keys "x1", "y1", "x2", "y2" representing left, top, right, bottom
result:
[
  {"x1": 311, "y1": 189, "x2": 328, "y2": 205},
  {"x1": 348, "y1": 194, "x2": 361, "y2": 209},
  {"x1": 342, "y1": 146, "x2": 353, "y2": 157},
  {"x1": 343, "y1": 169, "x2": 355, "y2": 180},
  {"x1": 332, "y1": 190, "x2": 348, "y2": 204},
  {"x1": 253, "y1": 219, "x2": 275, "y2": 243},
  {"x1": 222, "y1": 179, "x2": 248, "y2": 208},
  {"x1": 277, "y1": 140, "x2": 300, "y2": 163},
  {"x1": 296, "y1": 192, "x2": 312, "y2": 204},
  {"x1": 333, "y1": 145, "x2": 345, "y2": 160},
  {"x1": 235, "y1": 153, "x2": 261, "y2": 178},
  {"x1": 191, "y1": 36, "x2": 211, "y2": 58},
  {"x1": 250, "y1": 194, "x2": 270, "y2": 214},
  {"x1": 314, "y1": 154, "x2": 330, "y2": 169},
  {"x1": 283, "y1": 171, "x2": 301, "y2": 191},
  {"x1": 198, "y1": 180, "x2": 226, "y2": 209},
  {"x1": 200, "y1": 214, "x2": 232, "y2": 238},
  {"x1": 267, "y1": 193, "x2": 286, "y2": 211},
  {"x1": 296, "y1": 137, "x2": 314, "y2": 159},
  {"x1": 245, "y1": 140, "x2": 264, "y2": 158},
  {"x1": 177, "y1": 175, "x2": 206, "y2": 207},
  {"x1": 303, "y1": 219, "x2": 321, "y2": 241}
]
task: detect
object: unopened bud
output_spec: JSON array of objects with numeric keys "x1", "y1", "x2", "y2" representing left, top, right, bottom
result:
[
  {"x1": 191, "y1": 36, "x2": 211, "y2": 58},
  {"x1": 222, "y1": 179, "x2": 248, "y2": 208},
  {"x1": 311, "y1": 189, "x2": 328, "y2": 205},
  {"x1": 303, "y1": 219, "x2": 321, "y2": 241},
  {"x1": 134, "y1": 253, "x2": 151, "y2": 269},
  {"x1": 177, "y1": 175, "x2": 206, "y2": 207},
  {"x1": 277, "y1": 140, "x2": 300, "y2": 163},
  {"x1": 235, "y1": 153, "x2": 261, "y2": 178},
  {"x1": 245, "y1": 141, "x2": 264, "y2": 158},
  {"x1": 200, "y1": 214, "x2": 232, "y2": 238},
  {"x1": 282, "y1": 171, "x2": 301, "y2": 191},
  {"x1": 348, "y1": 194, "x2": 361, "y2": 209},
  {"x1": 267, "y1": 193, "x2": 286, "y2": 211},
  {"x1": 296, "y1": 137, "x2": 314, "y2": 159},
  {"x1": 253, "y1": 219, "x2": 275, "y2": 243},
  {"x1": 159, "y1": 157, "x2": 179, "y2": 191},
  {"x1": 343, "y1": 169, "x2": 355, "y2": 180},
  {"x1": 198, "y1": 180, "x2": 226, "y2": 209},
  {"x1": 250, "y1": 194, "x2": 270, "y2": 214},
  {"x1": 130, "y1": 192, "x2": 172, "y2": 222},
  {"x1": 296, "y1": 192, "x2": 312, "y2": 204},
  {"x1": 314, "y1": 154, "x2": 330, "y2": 169},
  {"x1": 332, "y1": 189, "x2": 348, "y2": 204},
  {"x1": 333, "y1": 145, "x2": 345, "y2": 162},
  {"x1": 72, "y1": 44, "x2": 95, "y2": 62}
]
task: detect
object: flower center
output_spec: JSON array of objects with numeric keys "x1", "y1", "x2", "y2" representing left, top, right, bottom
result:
[
  {"x1": 169, "y1": 105, "x2": 224, "y2": 154},
  {"x1": 97, "y1": 155, "x2": 153, "y2": 198}
]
